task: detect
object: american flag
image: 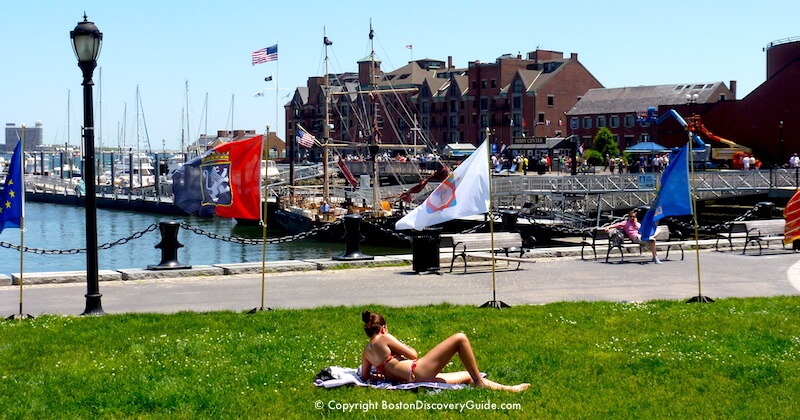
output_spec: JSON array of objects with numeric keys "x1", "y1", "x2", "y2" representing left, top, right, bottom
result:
[
  {"x1": 252, "y1": 44, "x2": 278, "y2": 66},
  {"x1": 296, "y1": 127, "x2": 315, "y2": 148}
]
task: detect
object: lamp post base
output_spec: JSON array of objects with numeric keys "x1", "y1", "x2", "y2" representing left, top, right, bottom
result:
[{"x1": 82, "y1": 294, "x2": 105, "y2": 315}]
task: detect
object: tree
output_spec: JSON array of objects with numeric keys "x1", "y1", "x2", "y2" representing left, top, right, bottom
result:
[{"x1": 592, "y1": 127, "x2": 621, "y2": 159}]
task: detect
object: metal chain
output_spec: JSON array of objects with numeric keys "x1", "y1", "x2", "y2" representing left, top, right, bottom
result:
[
  {"x1": 362, "y1": 220, "x2": 412, "y2": 243},
  {"x1": 664, "y1": 202, "x2": 764, "y2": 233},
  {"x1": 178, "y1": 220, "x2": 343, "y2": 244},
  {"x1": 0, "y1": 223, "x2": 160, "y2": 254}
]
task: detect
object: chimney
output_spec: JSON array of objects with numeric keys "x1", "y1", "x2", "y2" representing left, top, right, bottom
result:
[
  {"x1": 729, "y1": 80, "x2": 737, "y2": 100},
  {"x1": 570, "y1": 52, "x2": 578, "y2": 60},
  {"x1": 448, "y1": 55, "x2": 453, "y2": 69}
]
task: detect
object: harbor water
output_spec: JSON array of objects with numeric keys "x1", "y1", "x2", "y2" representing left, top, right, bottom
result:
[{"x1": 0, "y1": 202, "x2": 411, "y2": 278}]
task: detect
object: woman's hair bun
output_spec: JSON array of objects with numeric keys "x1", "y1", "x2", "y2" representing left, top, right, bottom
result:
[{"x1": 361, "y1": 310, "x2": 371, "y2": 323}]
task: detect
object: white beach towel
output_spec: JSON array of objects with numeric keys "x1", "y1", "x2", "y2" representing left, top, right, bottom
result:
[{"x1": 313, "y1": 366, "x2": 478, "y2": 391}]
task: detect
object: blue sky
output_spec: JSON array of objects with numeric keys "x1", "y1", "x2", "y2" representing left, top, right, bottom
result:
[{"x1": 1, "y1": 1, "x2": 797, "y2": 151}]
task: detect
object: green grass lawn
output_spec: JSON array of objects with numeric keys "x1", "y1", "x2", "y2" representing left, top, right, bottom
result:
[{"x1": 1, "y1": 298, "x2": 800, "y2": 419}]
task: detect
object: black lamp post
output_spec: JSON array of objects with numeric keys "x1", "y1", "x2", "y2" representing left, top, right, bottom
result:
[{"x1": 71, "y1": 13, "x2": 104, "y2": 315}]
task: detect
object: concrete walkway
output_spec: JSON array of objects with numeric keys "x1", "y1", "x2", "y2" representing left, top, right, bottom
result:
[{"x1": 2, "y1": 243, "x2": 799, "y2": 316}]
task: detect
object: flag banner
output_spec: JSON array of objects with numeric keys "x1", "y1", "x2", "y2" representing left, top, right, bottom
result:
[
  {"x1": 172, "y1": 135, "x2": 263, "y2": 220},
  {"x1": 406, "y1": 44, "x2": 412, "y2": 49},
  {"x1": 783, "y1": 190, "x2": 800, "y2": 245},
  {"x1": 395, "y1": 139, "x2": 489, "y2": 230},
  {"x1": 264, "y1": 75, "x2": 273, "y2": 82},
  {"x1": 337, "y1": 159, "x2": 359, "y2": 188},
  {"x1": 639, "y1": 143, "x2": 693, "y2": 240},
  {"x1": 252, "y1": 44, "x2": 278, "y2": 65},
  {"x1": 578, "y1": 144, "x2": 584, "y2": 157},
  {"x1": 297, "y1": 127, "x2": 316, "y2": 148},
  {"x1": 0, "y1": 140, "x2": 24, "y2": 233}
]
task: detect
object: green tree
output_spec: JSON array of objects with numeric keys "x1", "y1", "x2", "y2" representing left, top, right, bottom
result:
[{"x1": 592, "y1": 127, "x2": 621, "y2": 159}]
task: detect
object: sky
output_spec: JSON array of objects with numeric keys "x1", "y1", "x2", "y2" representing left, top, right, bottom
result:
[{"x1": 1, "y1": 0, "x2": 797, "y2": 152}]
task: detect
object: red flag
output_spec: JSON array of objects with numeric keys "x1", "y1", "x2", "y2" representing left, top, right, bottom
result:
[
  {"x1": 211, "y1": 135, "x2": 263, "y2": 219},
  {"x1": 337, "y1": 159, "x2": 359, "y2": 188},
  {"x1": 784, "y1": 190, "x2": 800, "y2": 245}
]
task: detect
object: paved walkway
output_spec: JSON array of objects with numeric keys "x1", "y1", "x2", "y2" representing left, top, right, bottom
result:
[{"x1": 2, "y1": 246, "x2": 799, "y2": 316}]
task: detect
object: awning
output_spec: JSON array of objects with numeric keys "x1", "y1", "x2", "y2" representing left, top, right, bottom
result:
[
  {"x1": 443, "y1": 143, "x2": 476, "y2": 157},
  {"x1": 624, "y1": 141, "x2": 669, "y2": 153}
]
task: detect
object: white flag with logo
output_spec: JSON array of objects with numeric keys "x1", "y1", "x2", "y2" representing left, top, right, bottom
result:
[{"x1": 395, "y1": 139, "x2": 490, "y2": 230}]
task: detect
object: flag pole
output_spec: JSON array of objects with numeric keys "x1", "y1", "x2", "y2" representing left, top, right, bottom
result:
[
  {"x1": 686, "y1": 134, "x2": 713, "y2": 303},
  {"x1": 480, "y1": 128, "x2": 510, "y2": 309},
  {"x1": 8, "y1": 126, "x2": 32, "y2": 320},
  {"x1": 250, "y1": 126, "x2": 271, "y2": 313}
]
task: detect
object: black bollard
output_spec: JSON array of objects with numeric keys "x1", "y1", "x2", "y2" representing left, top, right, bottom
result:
[
  {"x1": 147, "y1": 221, "x2": 192, "y2": 270},
  {"x1": 333, "y1": 214, "x2": 374, "y2": 261},
  {"x1": 754, "y1": 202, "x2": 775, "y2": 220},
  {"x1": 500, "y1": 210, "x2": 520, "y2": 232}
]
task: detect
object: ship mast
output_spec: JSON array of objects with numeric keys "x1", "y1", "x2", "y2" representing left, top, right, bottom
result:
[
  {"x1": 368, "y1": 20, "x2": 381, "y2": 217},
  {"x1": 322, "y1": 27, "x2": 332, "y2": 202}
]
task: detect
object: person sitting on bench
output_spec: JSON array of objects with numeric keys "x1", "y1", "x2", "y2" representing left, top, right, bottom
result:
[{"x1": 604, "y1": 210, "x2": 661, "y2": 264}]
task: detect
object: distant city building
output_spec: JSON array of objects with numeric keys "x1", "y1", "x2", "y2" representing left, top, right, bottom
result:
[
  {"x1": 4, "y1": 121, "x2": 44, "y2": 151},
  {"x1": 284, "y1": 49, "x2": 603, "y2": 160}
]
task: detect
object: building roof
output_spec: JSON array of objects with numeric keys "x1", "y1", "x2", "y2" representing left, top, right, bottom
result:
[{"x1": 567, "y1": 82, "x2": 727, "y2": 115}]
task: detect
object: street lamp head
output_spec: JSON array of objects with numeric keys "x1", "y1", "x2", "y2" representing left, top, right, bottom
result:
[{"x1": 70, "y1": 13, "x2": 103, "y2": 63}]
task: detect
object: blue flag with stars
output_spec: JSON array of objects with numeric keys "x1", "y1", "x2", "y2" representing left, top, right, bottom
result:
[{"x1": 0, "y1": 140, "x2": 24, "y2": 233}]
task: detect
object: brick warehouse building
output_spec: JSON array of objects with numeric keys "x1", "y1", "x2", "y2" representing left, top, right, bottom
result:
[
  {"x1": 569, "y1": 36, "x2": 800, "y2": 167},
  {"x1": 284, "y1": 49, "x2": 602, "y2": 159}
]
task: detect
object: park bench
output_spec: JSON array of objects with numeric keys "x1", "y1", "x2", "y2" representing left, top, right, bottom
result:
[
  {"x1": 580, "y1": 226, "x2": 683, "y2": 263},
  {"x1": 741, "y1": 219, "x2": 786, "y2": 255},
  {"x1": 716, "y1": 219, "x2": 787, "y2": 255},
  {"x1": 440, "y1": 232, "x2": 528, "y2": 273}
]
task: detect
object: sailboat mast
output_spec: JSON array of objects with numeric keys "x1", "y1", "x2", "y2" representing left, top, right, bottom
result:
[
  {"x1": 183, "y1": 80, "x2": 189, "y2": 155},
  {"x1": 323, "y1": 27, "x2": 331, "y2": 202},
  {"x1": 369, "y1": 20, "x2": 381, "y2": 217}
]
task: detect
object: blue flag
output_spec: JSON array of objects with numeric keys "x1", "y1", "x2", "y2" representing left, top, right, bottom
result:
[
  {"x1": 0, "y1": 140, "x2": 24, "y2": 233},
  {"x1": 639, "y1": 143, "x2": 693, "y2": 240}
]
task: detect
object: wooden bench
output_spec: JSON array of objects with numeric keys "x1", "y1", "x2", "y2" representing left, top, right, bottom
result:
[
  {"x1": 714, "y1": 221, "x2": 749, "y2": 252},
  {"x1": 580, "y1": 226, "x2": 683, "y2": 263},
  {"x1": 440, "y1": 232, "x2": 527, "y2": 273}
]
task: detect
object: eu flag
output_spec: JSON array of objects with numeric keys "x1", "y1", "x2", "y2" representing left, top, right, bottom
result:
[
  {"x1": 0, "y1": 140, "x2": 24, "y2": 233},
  {"x1": 639, "y1": 143, "x2": 693, "y2": 240}
]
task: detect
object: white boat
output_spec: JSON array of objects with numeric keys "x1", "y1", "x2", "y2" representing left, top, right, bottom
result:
[
  {"x1": 262, "y1": 159, "x2": 281, "y2": 181},
  {"x1": 114, "y1": 152, "x2": 156, "y2": 188}
]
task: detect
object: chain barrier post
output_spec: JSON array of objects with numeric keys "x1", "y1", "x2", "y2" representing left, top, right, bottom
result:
[
  {"x1": 147, "y1": 221, "x2": 192, "y2": 270},
  {"x1": 333, "y1": 214, "x2": 374, "y2": 261}
]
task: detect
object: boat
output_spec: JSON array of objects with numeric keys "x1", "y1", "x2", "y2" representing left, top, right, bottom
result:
[
  {"x1": 113, "y1": 152, "x2": 156, "y2": 188},
  {"x1": 272, "y1": 24, "x2": 447, "y2": 246}
]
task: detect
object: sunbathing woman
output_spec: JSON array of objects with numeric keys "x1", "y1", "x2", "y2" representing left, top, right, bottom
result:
[{"x1": 360, "y1": 310, "x2": 529, "y2": 392}]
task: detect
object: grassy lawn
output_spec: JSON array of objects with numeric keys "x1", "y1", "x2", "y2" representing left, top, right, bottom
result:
[{"x1": 1, "y1": 298, "x2": 800, "y2": 419}]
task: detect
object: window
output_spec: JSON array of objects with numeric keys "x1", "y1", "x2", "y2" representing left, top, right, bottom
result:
[
  {"x1": 491, "y1": 79, "x2": 497, "y2": 88},
  {"x1": 459, "y1": 115, "x2": 464, "y2": 124},
  {"x1": 547, "y1": 95, "x2": 554, "y2": 107},
  {"x1": 582, "y1": 117, "x2": 591, "y2": 129},
  {"x1": 597, "y1": 116, "x2": 606, "y2": 128},
  {"x1": 512, "y1": 79, "x2": 523, "y2": 93},
  {"x1": 430, "y1": 116, "x2": 436, "y2": 126},
  {"x1": 450, "y1": 115, "x2": 457, "y2": 128},
  {"x1": 538, "y1": 112, "x2": 545, "y2": 124},
  {"x1": 480, "y1": 97, "x2": 489, "y2": 111},
  {"x1": 612, "y1": 134, "x2": 619, "y2": 143},
  {"x1": 450, "y1": 100, "x2": 457, "y2": 112},
  {"x1": 512, "y1": 113, "x2": 521, "y2": 127},
  {"x1": 624, "y1": 115, "x2": 635, "y2": 127},
  {"x1": 480, "y1": 114, "x2": 488, "y2": 127},
  {"x1": 570, "y1": 117, "x2": 579, "y2": 129},
  {"x1": 610, "y1": 115, "x2": 619, "y2": 128},
  {"x1": 639, "y1": 133, "x2": 650, "y2": 142},
  {"x1": 719, "y1": 94, "x2": 727, "y2": 101},
  {"x1": 481, "y1": 80, "x2": 487, "y2": 88},
  {"x1": 421, "y1": 102, "x2": 429, "y2": 113},
  {"x1": 513, "y1": 96, "x2": 521, "y2": 109}
]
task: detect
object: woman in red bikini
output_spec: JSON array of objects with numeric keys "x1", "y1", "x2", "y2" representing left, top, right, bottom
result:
[{"x1": 360, "y1": 310, "x2": 529, "y2": 392}]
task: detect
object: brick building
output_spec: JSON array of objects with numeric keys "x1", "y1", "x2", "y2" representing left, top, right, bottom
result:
[
  {"x1": 566, "y1": 82, "x2": 735, "y2": 151},
  {"x1": 284, "y1": 49, "x2": 602, "y2": 159},
  {"x1": 568, "y1": 36, "x2": 800, "y2": 166}
]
